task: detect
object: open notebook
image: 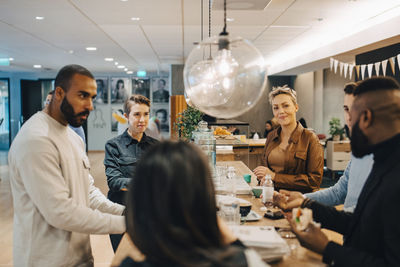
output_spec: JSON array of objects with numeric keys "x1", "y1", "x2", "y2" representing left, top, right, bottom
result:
[{"x1": 229, "y1": 225, "x2": 290, "y2": 262}]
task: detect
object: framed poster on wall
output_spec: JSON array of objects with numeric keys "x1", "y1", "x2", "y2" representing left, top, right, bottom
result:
[
  {"x1": 111, "y1": 77, "x2": 131, "y2": 103},
  {"x1": 94, "y1": 77, "x2": 108, "y2": 104},
  {"x1": 152, "y1": 104, "x2": 169, "y2": 132},
  {"x1": 151, "y1": 77, "x2": 169, "y2": 103},
  {"x1": 132, "y1": 78, "x2": 150, "y2": 99}
]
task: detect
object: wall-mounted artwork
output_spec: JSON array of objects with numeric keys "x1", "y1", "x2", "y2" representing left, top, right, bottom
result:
[
  {"x1": 91, "y1": 107, "x2": 106, "y2": 129},
  {"x1": 151, "y1": 77, "x2": 169, "y2": 103},
  {"x1": 152, "y1": 106, "x2": 169, "y2": 132},
  {"x1": 94, "y1": 77, "x2": 108, "y2": 104},
  {"x1": 111, "y1": 77, "x2": 131, "y2": 103},
  {"x1": 111, "y1": 107, "x2": 125, "y2": 132},
  {"x1": 132, "y1": 78, "x2": 150, "y2": 99}
]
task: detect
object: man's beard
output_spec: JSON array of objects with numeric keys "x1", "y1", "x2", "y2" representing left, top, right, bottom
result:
[
  {"x1": 60, "y1": 97, "x2": 89, "y2": 127},
  {"x1": 344, "y1": 124, "x2": 351, "y2": 140},
  {"x1": 350, "y1": 120, "x2": 372, "y2": 158}
]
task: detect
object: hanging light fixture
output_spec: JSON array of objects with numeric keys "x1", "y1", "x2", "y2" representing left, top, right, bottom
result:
[{"x1": 184, "y1": 0, "x2": 266, "y2": 119}]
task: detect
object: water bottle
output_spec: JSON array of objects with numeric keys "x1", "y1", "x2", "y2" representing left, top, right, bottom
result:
[
  {"x1": 227, "y1": 166, "x2": 236, "y2": 198},
  {"x1": 253, "y1": 132, "x2": 259, "y2": 140},
  {"x1": 262, "y1": 174, "x2": 274, "y2": 207}
]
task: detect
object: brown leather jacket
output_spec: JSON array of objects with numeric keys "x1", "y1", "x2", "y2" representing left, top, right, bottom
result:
[{"x1": 263, "y1": 123, "x2": 323, "y2": 193}]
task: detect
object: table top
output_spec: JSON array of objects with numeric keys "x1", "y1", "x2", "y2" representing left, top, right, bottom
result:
[
  {"x1": 216, "y1": 138, "x2": 266, "y2": 147},
  {"x1": 111, "y1": 161, "x2": 342, "y2": 267}
]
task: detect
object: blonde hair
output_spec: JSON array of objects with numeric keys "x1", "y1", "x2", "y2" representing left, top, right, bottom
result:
[{"x1": 268, "y1": 85, "x2": 297, "y2": 105}]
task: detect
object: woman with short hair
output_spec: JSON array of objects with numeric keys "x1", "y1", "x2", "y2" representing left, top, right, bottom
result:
[
  {"x1": 253, "y1": 85, "x2": 323, "y2": 193},
  {"x1": 104, "y1": 94, "x2": 159, "y2": 250}
]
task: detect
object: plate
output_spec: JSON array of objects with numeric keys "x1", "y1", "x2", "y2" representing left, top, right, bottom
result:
[{"x1": 241, "y1": 210, "x2": 262, "y2": 221}]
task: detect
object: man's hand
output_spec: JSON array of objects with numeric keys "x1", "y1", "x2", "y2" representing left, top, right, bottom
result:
[
  {"x1": 274, "y1": 189, "x2": 304, "y2": 211},
  {"x1": 273, "y1": 190, "x2": 304, "y2": 211},
  {"x1": 288, "y1": 218, "x2": 329, "y2": 255},
  {"x1": 253, "y1": 166, "x2": 275, "y2": 184}
]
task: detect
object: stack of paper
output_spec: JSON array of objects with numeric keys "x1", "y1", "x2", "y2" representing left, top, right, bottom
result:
[
  {"x1": 229, "y1": 225, "x2": 290, "y2": 262},
  {"x1": 214, "y1": 177, "x2": 252, "y2": 195}
]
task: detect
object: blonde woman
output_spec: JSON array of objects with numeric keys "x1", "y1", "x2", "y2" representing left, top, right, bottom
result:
[{"x1": 253, "y1": 85, "x2": 323, "y2": 193}]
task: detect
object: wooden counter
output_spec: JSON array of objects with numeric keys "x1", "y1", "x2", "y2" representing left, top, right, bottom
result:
[
  {"x1": 111, "y1": 161, "x2": 342, "y2": 267},
  {"x1": 216, "y1": 138, "x2": 266, "y2": 170}
]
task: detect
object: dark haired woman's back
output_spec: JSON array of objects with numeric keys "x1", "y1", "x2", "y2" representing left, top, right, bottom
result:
[{"x1": 119, "y1": 239, "x2": 268, "y2": 267}]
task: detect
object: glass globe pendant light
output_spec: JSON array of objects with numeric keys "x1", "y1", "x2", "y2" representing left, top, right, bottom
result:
[{"x1": 184, "y1": 0, "x2": 267, "y2": 119}]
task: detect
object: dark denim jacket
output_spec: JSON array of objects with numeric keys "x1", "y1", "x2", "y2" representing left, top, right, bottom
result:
[{"x1": 104, "y1": 130, "x2": 158, "y2": 204}]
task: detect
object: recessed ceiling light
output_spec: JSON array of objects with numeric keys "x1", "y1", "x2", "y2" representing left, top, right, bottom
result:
[
  {"x1": 68, "y1": 50, "x2": 74, "y2": 54},
  {"x1": 35, "y1": 16, "x2": 44, "y2": 20},
  {"x1": 117, "y1": 65, "x2": 125, "y2": 69},
  {"x1": 105, "y1": 58, "x2": 114, "y2": 62},
  {"x1": 227, "y1": 17, "x2": 234, "y2": 22},
  {"x1": 131, "y1": 17, "x2": 140, "y2": 21},
  {"x1": 121, "y1": 0, "x2": 128, "y2": 2},
  {"x1": 9, "y1": 58, "x2": 14, "y2": 61},
  {"x1": 86, "y1": 47, "x2": 97, "y2": 51},
  {"x1": 124, "y1": 68, "x2": 128, "y2": 71},
  {"x1": 114, "y1": 62, "x2": 119, "y2": 65},
  {"x1": 33, "y1": 65, "x2": 42, "y2": 68},
  {"x1": 127, "y1": 71, "x2": 133, "y2": 74}
]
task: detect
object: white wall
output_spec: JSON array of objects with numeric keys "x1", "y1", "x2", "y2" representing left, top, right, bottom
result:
[
  {"x1": 294, "y1": 72, "x2": 314, "y2": 129},
  {"x1": 313, "y1": 70, "x2": 324, "y2": 133},
  {"x1": 234, "y1": 78, "x2": 273, "y2": 136},
  {"x1": 322, "y1": 69, "x2": 353, "y2": 135},
  {"x1": 289, "y1": 68, "x2": 354, "y2": 136}
]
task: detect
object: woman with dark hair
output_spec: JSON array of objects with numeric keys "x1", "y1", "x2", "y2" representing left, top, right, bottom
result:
[
  {"x1": 112, "y1": 79, "x2": 127, "y2": 102},
  {"x1": 121, "y1": 141, "x2": 267, "y2": 267},
  {"x1": 263, "y1": 120, "x2": 273, "y2": 138}
]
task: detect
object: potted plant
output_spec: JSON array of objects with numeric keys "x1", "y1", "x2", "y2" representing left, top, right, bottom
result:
[
  {"x1": 175, "y1": 106, "x2": 204, "y2": 141},
  {"x1": 329, "y1": 117, "x2": 344, "y2": 141}
]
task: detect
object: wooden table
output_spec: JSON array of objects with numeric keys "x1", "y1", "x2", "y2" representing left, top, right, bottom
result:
[{"x1": 111, "y1": 161, "x2": 342, "y2": 267}]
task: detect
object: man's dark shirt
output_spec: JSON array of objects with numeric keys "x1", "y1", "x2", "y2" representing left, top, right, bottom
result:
[
  {"x1": 104, "y1": 130, "x2": 158, "y2": 204},
  {"x1": 305, "y1": 133, "x2": 400, "y2": 266}
]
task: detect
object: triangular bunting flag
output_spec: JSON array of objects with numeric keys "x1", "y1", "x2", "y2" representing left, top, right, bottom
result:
[
  {"x1": 397, "y1": 54, "x2": 400, "y2": 73},
  {"x1": 389, "y1": 57, "x2": 395, "y2": 74},
  {"x1": 334, "y1": 60, "x2": 339, "y2": 74},
  {"x1": 361, "y1": 65, "x2": 366, "y2": 80},
  {"x1": 340, "y1": 62, "x2": 344, "y2": 76},
  {"x1": 344, "y1": 63, "x2": 349, "y2": 79},
  {"x1": 382, "y1": 59, "x2": 388, "y2": 76},
  {"x1": 349, "y1": 64, "x2": 355, "y2": 80},
  {"x1": 355, "y1": 65, "x2": 360, "y2": 79},
  {"x1": 374, "y1": 62, "x2": 381, "y2": 76},
  {"x1": 330, "y1": 58, "x2": 334, "y2": 71},
  {"x1": 367, "y1": 64, "x2": 373, "y2": 78}
]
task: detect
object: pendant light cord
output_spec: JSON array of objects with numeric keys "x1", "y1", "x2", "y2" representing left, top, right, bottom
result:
[
  {"x1": 201, "y1": 0, "x2": 203, "y2": 41},
  {"x1": 209, "y1": 0, "x2": 211, "y2": 38},
  {"x1": 220, "y1": 0, "x2": 228, "y2": 35}
]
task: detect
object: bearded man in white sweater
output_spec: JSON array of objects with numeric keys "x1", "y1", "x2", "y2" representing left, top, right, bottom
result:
[{"x1": 9, "y1": 64, "x2": 126, "y2": 266}]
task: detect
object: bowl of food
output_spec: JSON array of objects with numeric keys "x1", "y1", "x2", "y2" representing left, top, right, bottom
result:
[{"x1": 213, "y1": 127, "x2": 232, "y2": 139}]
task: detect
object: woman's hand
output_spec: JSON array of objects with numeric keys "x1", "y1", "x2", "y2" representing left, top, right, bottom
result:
[{"x1": 253, "y1": 166, "x2": 275, "y2": 184}]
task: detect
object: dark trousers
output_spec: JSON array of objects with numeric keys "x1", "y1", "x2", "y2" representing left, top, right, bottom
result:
[
  {"x1": 110, "y1": 233, "x2": 123, "y2": 252},
  {"x1": 108, "y1": 191, "x2": 126, "y2": 252}
]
